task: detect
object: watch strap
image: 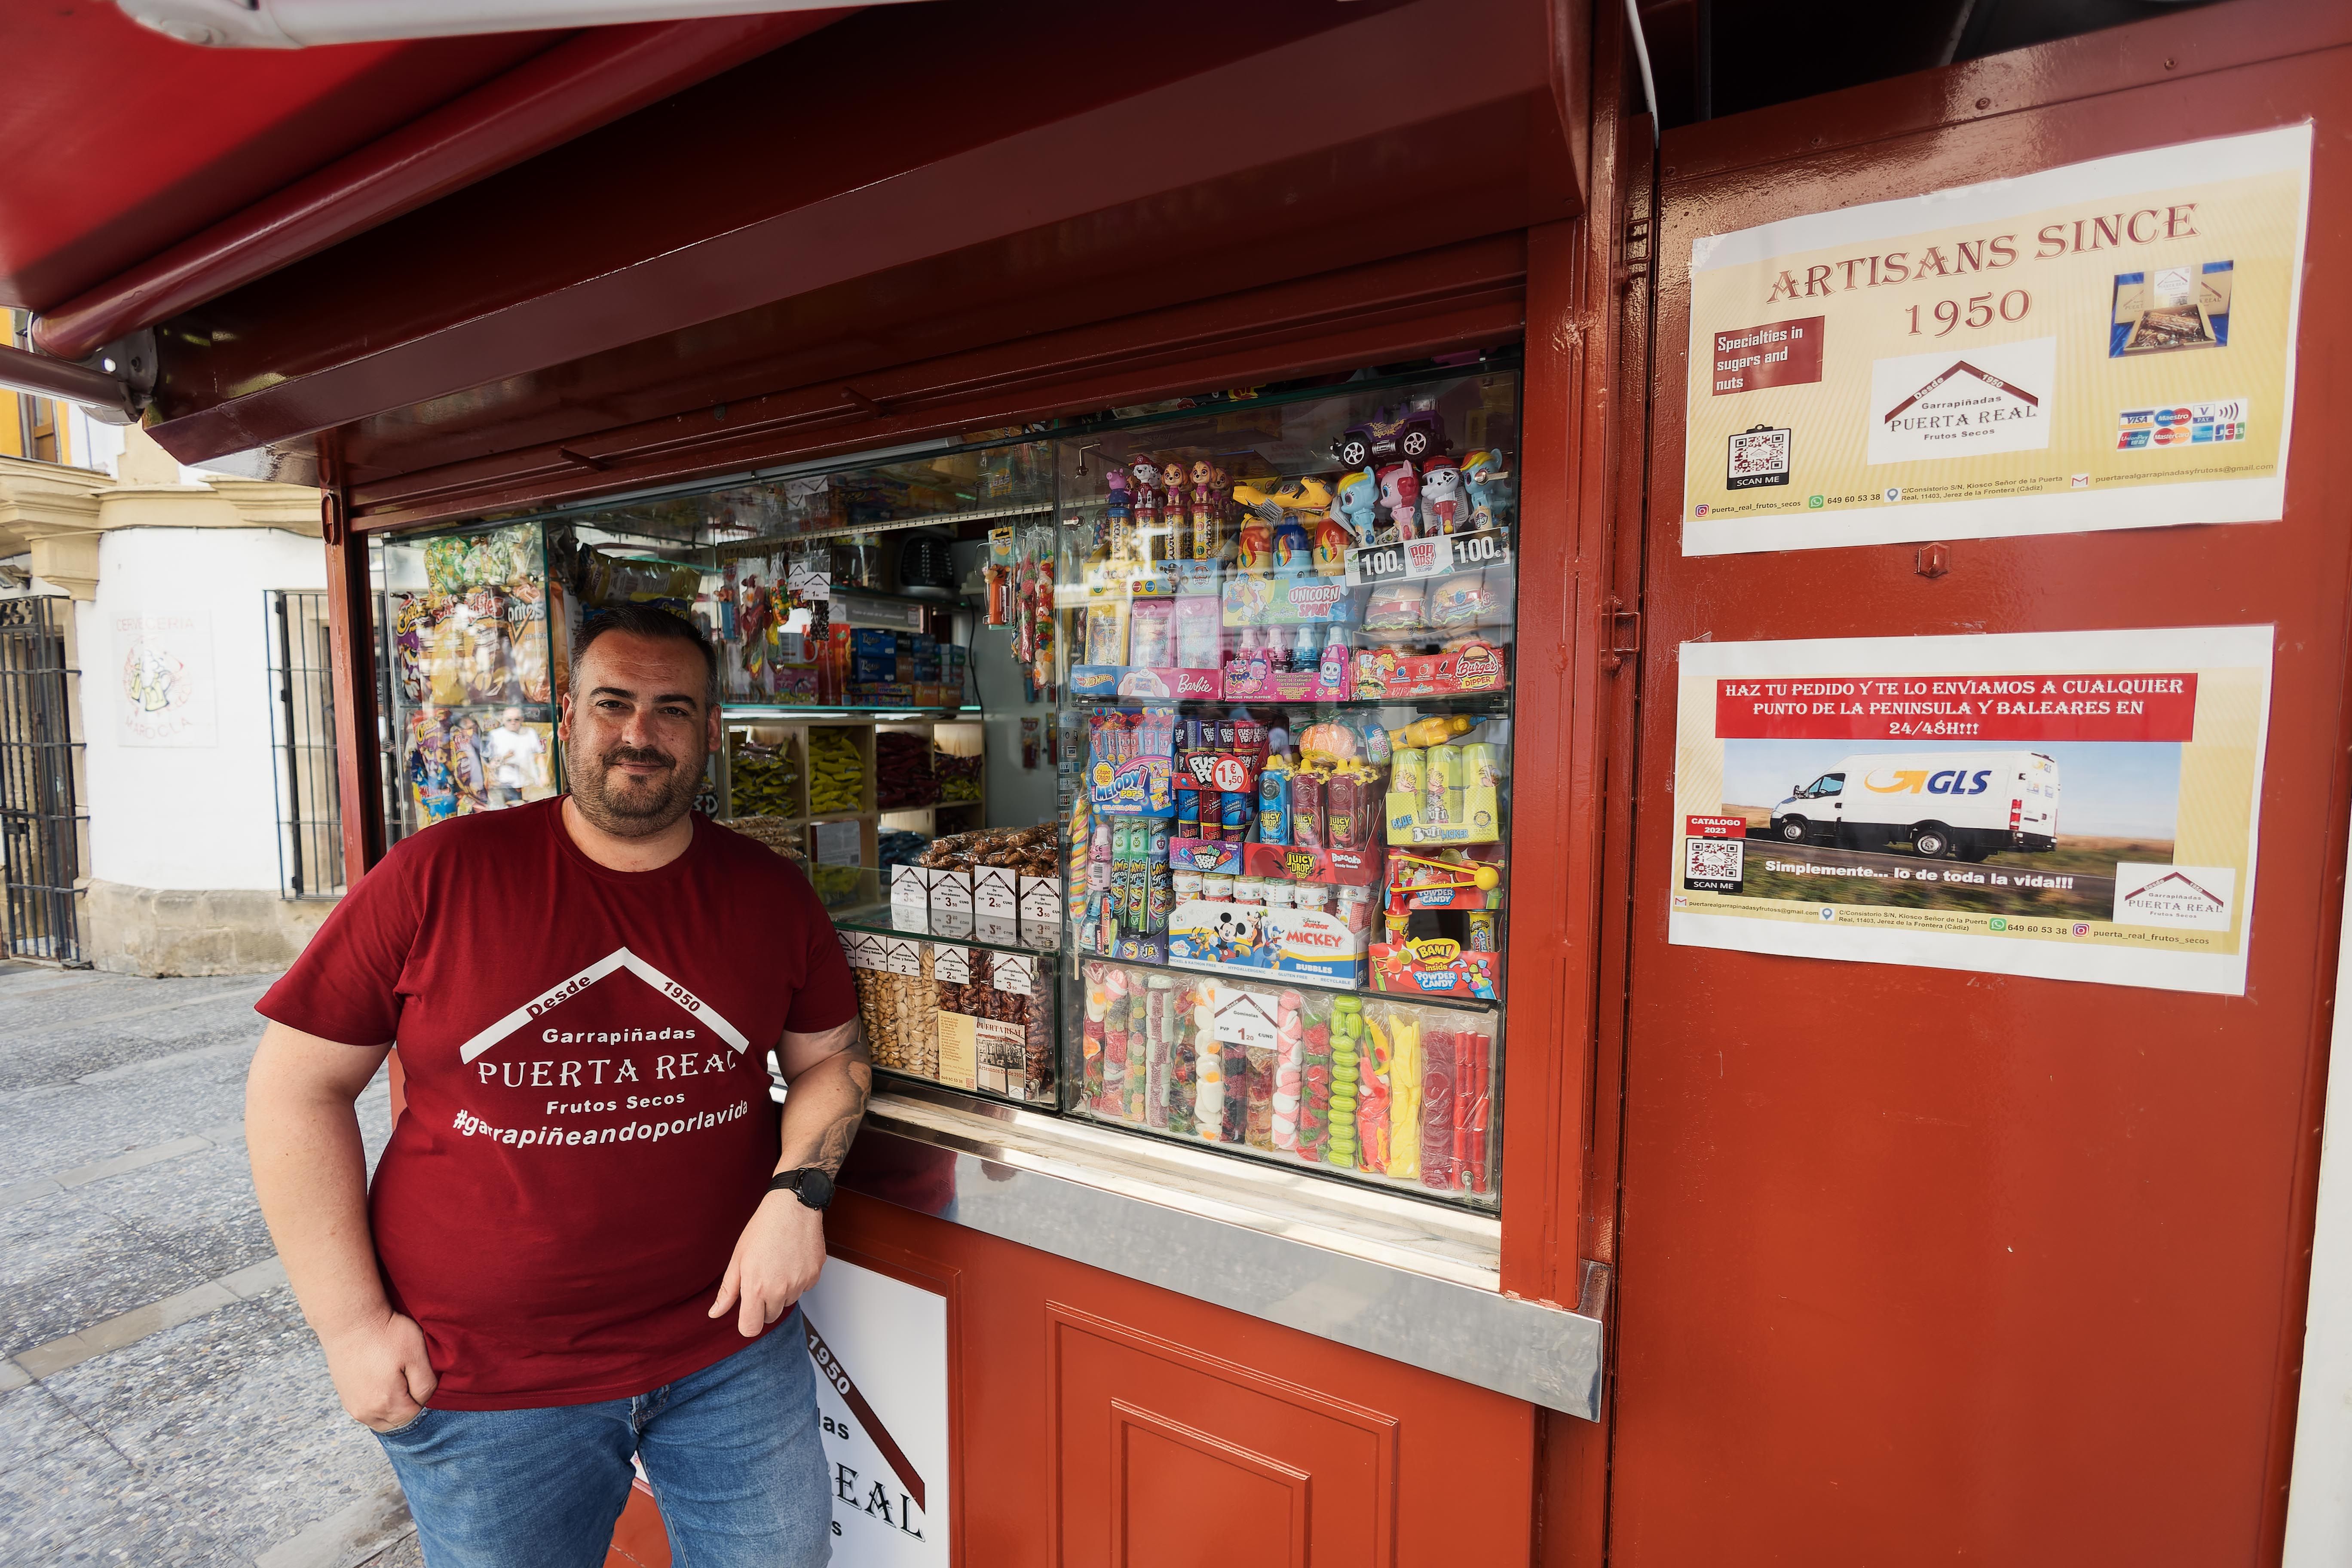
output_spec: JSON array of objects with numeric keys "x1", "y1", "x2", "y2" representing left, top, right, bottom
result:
[{"x1": 768, "y1": 1167, "x2": 834, "y2": 1210}]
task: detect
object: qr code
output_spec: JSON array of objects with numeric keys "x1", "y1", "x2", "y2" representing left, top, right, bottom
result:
[
  {"x1": 1683, "y1": 836, "x2": 1745, "y2": 891},
  {"x1": 1727, "y1": 426, "x2": 1792, "y2": 489}
]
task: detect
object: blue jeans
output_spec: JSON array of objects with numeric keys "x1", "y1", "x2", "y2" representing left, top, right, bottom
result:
[{"x1": 375, "y1": 1308, "x2": 831, "y2": 1568}]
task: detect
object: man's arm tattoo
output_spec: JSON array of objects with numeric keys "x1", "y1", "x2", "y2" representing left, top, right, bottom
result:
[{"x1": 810, "y1": 1020, "x2": 872, "y2": 1177}]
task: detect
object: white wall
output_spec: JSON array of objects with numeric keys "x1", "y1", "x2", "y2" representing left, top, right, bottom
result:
[
  {"x1": 77, "y1": 527, "x2": 327, "y2": 891},
  {"x1": 2285, "y1": 818, "x2": 2352, "y2": 1563}
]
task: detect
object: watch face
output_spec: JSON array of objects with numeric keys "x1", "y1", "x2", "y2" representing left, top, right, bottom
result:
[{"x1": 800, "y1": 1169, "x2": 836, "y2": 1209}]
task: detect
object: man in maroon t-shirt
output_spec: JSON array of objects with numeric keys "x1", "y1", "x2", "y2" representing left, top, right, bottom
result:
[{"x1": 248, "y1": 605, "x2": 865, "y2": 1568}]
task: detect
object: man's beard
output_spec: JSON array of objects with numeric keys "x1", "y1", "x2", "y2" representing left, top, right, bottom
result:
[{"x1": 571, "y1": 742, "x2": 700, "y2": 837}]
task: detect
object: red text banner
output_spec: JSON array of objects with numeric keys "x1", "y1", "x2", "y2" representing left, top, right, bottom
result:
[{"x1": 1715, "y1": 673, "x2": 2199, "y2": 741}]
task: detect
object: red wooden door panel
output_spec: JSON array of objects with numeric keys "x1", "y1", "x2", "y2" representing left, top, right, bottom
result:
[
  {"x1": 824, "y1": 1188, "x2": 1535, "y2": 1567},
  {"x1": 1052, "y1": 1306, "x2": 1387, "y2": 1567},
  {"x1": 1108, "y1": 1403, "x2": 1311, "y2": 1568},
  {"x1": 1611, "y1": 10, "x2": 2352, "y2": 1566}
]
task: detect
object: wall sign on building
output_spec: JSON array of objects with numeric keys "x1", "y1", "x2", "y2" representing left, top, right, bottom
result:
[
  {"x1": 1681, "y1": 126, "x2": 2311, "y2": 555},
  {"x1": 113, "y1": 610, "x2": 217, "y2": 747},
  {"x1": 799, "y1": 1259, "x2": 950, "y2": 1565},
  {"x1": 1669, "y1": 626, "x2": 2274, "y2": 995}
]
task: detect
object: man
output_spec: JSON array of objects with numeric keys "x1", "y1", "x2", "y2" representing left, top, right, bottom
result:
[
  {"x1": 248, "y1": 604, "x2": 866, "y2": 1568},
  {"x1": 483, "y1": 705, "x2": 546, "y2": 807}
]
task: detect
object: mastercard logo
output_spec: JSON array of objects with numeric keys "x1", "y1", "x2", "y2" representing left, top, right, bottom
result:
[{"x1": 2153, "y1": 427, "x2": 2182, "y2": 445}]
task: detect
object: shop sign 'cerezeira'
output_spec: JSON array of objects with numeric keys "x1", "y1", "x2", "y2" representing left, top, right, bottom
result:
[{"x1": 1680, "y1": 126, "x2": 2312, "y2": 554}]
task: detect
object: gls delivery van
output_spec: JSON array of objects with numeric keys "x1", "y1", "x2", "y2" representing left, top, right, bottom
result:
[{"x1": 1769, "y1": 751, "x2": 2061, "y2": 860}]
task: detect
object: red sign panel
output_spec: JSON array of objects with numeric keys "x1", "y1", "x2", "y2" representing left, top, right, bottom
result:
[
  {"x1": 1714, "y1": 674, "x2": 2200, "y2": 741},
  {"x1": 1709, "y1": 316, "x2": 1825, "y2": 394}
]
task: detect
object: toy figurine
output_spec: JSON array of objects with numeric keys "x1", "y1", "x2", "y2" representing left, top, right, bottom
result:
[
  {"x1": 1101, "y1": 469, "x2": 1129, "y2": 565},
  {"x1": 1460, "y1": 448, "x2": 1511, "y2": 530},
  {"x1": 1376, "y1": 461, "x2": 1421, "y2": 541},
  {"x1": 1313, "y1": 515, "x2": 1353, "y2": 576},
  {"x1": 1160, "y1": 460, "x2": 1189, "y2": 560},
  {"x1": 1189, "y1": 459, "x2": 1220, "y2": 562},
  {"x1": 1236, "y1": 512, "x2": 1275, "y2": 572},
  {"x1": 1418, "y1": 455, "x2": 1463, "y2": 536},
  {"x1": 1332, "y1": 467, "x2": 1379, "y2": 545},
  {"x1": 1271, "y1": 512, "x2": 1311, "y2": 570},
  {"x1": 1129, "y1": 459, "x2": 1161, "y2": 564},
  {"x1": 1271, "y1": 476, "x2": 1329, "y2": 571}
]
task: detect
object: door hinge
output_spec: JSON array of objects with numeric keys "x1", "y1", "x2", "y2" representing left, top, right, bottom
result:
[{"x1": 1604, "y1": 596, "x2": 1642, "y2": 671}]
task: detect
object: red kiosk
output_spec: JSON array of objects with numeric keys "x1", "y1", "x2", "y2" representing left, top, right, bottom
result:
[{"x1": 9, "y1": 0, "x2": 2352, "y2": 1561}]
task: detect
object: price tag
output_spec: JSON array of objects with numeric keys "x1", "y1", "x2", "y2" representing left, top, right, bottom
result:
[
  {"x1": 1446, "y1": 527, "x2": 1511, "y2": 570},
  {"x1": 1342, "y1": 528, "x2": 1511, "y2": 587},
  {"x1": 934, "y1": 944, "x2": 971, "y2": 985},
  {"x1": 878, "y1": 937, "x2": 921, "y2": 977},
  {"x1": 891, "y1": 863, "x2": 928, "y2": 911},
  {"x1": 992, "y1": 954, "x2": 1035, "y2": 995},
  {"x1": 786, "y1": 564, "x2": 830, "y2": 603},
  {"x1": 841, "y1": 932, "x2": 879, "y2": 971},
  {"x1": 974, "y1": 865, "x2": 1019, "y2": 917},
  {"x1": 928, "y1": 869, "x2": 974, "y2": 914},
  {"x1": 1209, "y1": 983, "x2": 1280, "y2": 1048},
  {"x1": 1018, "y1": 875, "x2": 1062, "y2": 921},
  {"x1": 1344, "y1": 539, "x2": 1412, "y2": 586},
  {"x1": 1208, "y1": 754, "x2": 1253, "y2": 793}
]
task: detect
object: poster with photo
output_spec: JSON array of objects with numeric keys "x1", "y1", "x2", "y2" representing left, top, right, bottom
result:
[
  {"x1": 1669, "y1": 627, "x2": 2273, "y2": 995},
  {"x1": 1681, "y1": 126, "x2": 2311, "y2": 555}
]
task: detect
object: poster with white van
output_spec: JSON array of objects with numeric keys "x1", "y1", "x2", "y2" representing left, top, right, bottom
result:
[{"x1": 1669, "y1": 626, "x2": 2272, "y2": 994}]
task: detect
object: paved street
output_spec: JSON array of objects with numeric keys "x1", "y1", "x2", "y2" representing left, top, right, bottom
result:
[{"x1": 0, "y1": 962, "x2": 423, "y2": 1567}]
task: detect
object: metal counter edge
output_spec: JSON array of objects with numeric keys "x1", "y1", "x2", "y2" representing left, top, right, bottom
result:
[{"x1": 836, "y1": 1112, "x2": 1606, "y2": 1421}]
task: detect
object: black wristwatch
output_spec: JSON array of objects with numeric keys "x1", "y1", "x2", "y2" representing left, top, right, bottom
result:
[{"x1": 769, "y1": 1167, "x2": 836, "y2": 1212}]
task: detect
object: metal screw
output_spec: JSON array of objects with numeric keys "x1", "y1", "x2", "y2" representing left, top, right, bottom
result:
[{"x1": 1975, "y1": 97, "x2": 1991, "y2": 110}]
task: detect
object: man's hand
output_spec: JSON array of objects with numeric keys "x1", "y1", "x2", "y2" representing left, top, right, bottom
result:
[
  {"x1": 709, "y1": 1191, "x2": 827, "y2": 1337},
  {"x1": 321, "y1": 1309, "x2": 439, "y2": 1431}
]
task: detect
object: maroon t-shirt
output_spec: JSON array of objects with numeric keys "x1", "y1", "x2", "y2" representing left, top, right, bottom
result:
[{"x1": 257, "y1": 797, "x2": 856, "y2": 1409}]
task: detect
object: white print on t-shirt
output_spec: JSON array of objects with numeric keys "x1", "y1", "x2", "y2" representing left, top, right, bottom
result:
[
  {"x1": 450, "y1": 1099, "x2": 750, "y2": 1148},
  {"x1": 457, "y1": 946, "x2": 750, "y2": 1063}
]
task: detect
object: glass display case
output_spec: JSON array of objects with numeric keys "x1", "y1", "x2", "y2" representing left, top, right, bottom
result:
[
  {"x1": 1051, "y1": 364, "x2": 1519, "y2": 1211},
  {"x1": 368, "y1": 355, "x2": 1521, "y2": 1207},
  {"x1": 377, "y1": 519, "x2": 567, "y2": 839}
]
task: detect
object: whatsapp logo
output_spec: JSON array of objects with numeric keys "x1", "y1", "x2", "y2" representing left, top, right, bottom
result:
[
  {"x1": 1807, "y1": 494, "x2": 1825, "y2": 509},
  {"x1": 1988, "y1": 917, "x2": 2009, "y2": 932}
]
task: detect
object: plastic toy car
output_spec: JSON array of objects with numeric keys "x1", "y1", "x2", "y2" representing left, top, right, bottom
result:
[{"x1": 1330, "y1": 405, "x2": 1448, "y2": 468}]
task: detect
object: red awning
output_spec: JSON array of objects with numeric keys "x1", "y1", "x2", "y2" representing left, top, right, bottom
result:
[
  {"x1": 0, "y1": 3, "x2": 848, "y2": 352},
  {"x1": 0, "y1": 5, "x2": 564, "y2": 312}
]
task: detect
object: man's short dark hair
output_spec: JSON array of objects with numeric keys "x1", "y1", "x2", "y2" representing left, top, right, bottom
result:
[{"x1": 573, "y1": 603, "x2": 719, "y2": 707}]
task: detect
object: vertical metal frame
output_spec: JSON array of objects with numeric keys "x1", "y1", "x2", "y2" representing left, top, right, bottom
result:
[
  {"x1": 265, "y1": 588, "x2": 346, "y2": 899},
  {"x1": 0, "y1": 595, "x2": 86, "y2": 962},
  {"x1": 319, "y1": 453, "x2": 384, "y2": 885}
]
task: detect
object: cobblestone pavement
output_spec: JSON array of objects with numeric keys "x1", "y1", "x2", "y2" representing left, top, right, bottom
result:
[{"x1": 0, "y1": 961, "x2": 417, "y2": 1567}]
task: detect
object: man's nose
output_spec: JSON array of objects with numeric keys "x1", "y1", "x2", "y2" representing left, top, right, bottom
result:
[{"x1": 617, "y1": 705, "x2": 660, "y2": 747}]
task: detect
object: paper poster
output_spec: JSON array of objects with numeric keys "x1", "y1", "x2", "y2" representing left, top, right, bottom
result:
[
  {"x1": 1682, "y1": 126, "x2": 2310, "y2": 554},
  {"x1": 800, "y1": 1259, "x2": 948, "y2": 1564},
  {"x1": 1668, "y1": 627, "x2": 2272, "y2": 994},
  {"x1": 113, "y1": 611, "x2": 216, "y2": 747}
]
